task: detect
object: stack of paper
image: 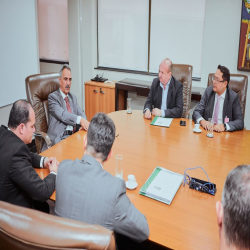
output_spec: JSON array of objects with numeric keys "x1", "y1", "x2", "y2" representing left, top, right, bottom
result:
[
  {"x1": 140, "y1": 167, "x2": 183, "y2": 205},
  {"x1": 150, "y1": 117, "x2": 173, "y2": 127}
]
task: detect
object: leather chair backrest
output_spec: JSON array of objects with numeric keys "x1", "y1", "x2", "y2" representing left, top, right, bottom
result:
[
  {"x1": 25, "y1": 73, "x2": 60, "y2": 152},
  {"x1": 0, "y1": 201, "x2": 116, "y2": 250},
  {"x1": 172, "y1": 64, "x2": 193, "y2": 118},
  {"x1": 25, "y1": 73, "x2": 60, "y2": 132},
  {"x1": 207, "y1": 73, "x2": 248, "y2": 119}
]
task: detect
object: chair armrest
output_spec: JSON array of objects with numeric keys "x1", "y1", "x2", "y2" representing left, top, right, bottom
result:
[
  {"x1": 34, "y1": 131, "x2": 52, "y2": 153},
  {"x1": 184, "y1": 109, "x2": 192, "y2": 119}
]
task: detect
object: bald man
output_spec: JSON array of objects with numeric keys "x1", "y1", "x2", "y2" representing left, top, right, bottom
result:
[{"x1": 144, "y1": 58, "x2": 183, "y2": 119}]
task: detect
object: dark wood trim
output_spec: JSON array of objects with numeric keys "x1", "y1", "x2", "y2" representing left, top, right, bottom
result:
[
  {"x1": 115, "y1": 81, "x2": 203, "y2": 111},
  {"x1": 191, "y1": 94, "x2": 202, "y2": 102},
  {"x1": 95, "y1": 66, "x2": 156, "y2": 76},
  {"x1": 39, "y1": 58, "x2": 69, "y2": 65},
  {"x1": 115, "y1": 82, "x2": 151, "y2": 111},
  {"x1": 95, "y1": 66, "x2": 201, "y2": 81}
]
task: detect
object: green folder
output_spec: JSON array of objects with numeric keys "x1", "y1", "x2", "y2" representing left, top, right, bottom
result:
[
  {"x1": 150, "y1": 116, "x2": 173, "y2": 127},
  {"x1": 140, "y1": 167, "x2": 183, "y2": 205}
]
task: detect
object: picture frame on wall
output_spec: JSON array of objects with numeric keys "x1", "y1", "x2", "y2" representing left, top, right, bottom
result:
[{"x1": 238, "y1": 0, "x2": 250, "y2": 71}]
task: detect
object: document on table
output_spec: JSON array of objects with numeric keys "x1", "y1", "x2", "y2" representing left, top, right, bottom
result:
[
  {"x1": 150, "y1": 117, "x2": 173, "y2": 127},
  {"x1": 140, "y1": 167, "x2": 183, "y2": 205}
]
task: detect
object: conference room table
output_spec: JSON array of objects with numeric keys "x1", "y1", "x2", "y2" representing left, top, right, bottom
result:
[{"x1": 37, "y1": 110, "x2": 250, "y2": 250}]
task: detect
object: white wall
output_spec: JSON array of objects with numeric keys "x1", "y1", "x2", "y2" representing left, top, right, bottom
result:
[
  {"x1": 40, "y1": 62, "x2": 62, "y2": 73},
  {"x1": 0, "y1": 0, "x2": 39, "y2": 107},
  {"x1": 0, "y1": 0, "x2": 39, "y2": 124},
  {"x1": 38, "y1": 0, "x2": 69, "y2": 61},
  {"x1": 0, "y1": 105, "x2": 12, "y2": 127}
]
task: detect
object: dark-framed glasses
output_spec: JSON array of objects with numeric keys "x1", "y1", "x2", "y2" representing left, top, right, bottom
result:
[{"x1": 212, "y1": 75, "x2": 225, "y2": 83}]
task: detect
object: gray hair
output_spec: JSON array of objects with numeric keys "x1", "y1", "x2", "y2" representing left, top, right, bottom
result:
[
  {"x1": 222, "y1": 165, "x2": 250, "y2": 249},
  {"x1": 59, "y1": 64, "x2": 71, "y2": 78},
  {"x1": 86, "y1": 113, "x2": 116, "y2": 161}
]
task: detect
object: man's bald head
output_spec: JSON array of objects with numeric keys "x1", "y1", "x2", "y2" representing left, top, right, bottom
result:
[
  {"x1": 159, "y1": 58, "x2": 172, "y2": 85},
  {"x1": 160, "y1": 58, "x2": 173, "y2": 72}
]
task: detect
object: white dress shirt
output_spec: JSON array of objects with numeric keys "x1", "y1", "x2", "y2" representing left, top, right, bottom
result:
[
  {"x1": 160, "y1": 77, "x2": 171, "y2": 117},
  {"x1": 144, "y1": 77, "x2": 171, "y2": 117},
  {"x1": 197, "y1": 89, "x2": 230, "y2": 130}
]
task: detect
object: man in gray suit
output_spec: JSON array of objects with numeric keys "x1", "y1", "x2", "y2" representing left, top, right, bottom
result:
[
  {"x1": 144, "y1": 58, "x2": 183, "y2": 119},
  {"x1": 192, "y1": 65, "x2": 244, "y2": 132},
  {"x1": 46, "y1": 64, "x2": 89, "y2": 146},
  {"x1": 55, "y1": 113, "x2": 149, "y2": 244}
]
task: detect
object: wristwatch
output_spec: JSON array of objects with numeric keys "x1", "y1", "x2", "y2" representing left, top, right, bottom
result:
[{"x1": 224, "y1": 123, "x2": 227, "y2": 131}]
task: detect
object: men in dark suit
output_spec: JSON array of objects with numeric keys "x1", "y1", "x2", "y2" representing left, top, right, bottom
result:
[
  {"x1": 55, "y1": 113, "x2": 149, "y2": 244},
  {"x1": 216, "y1": 165, "x2": 250, "y2": 250},
  {"x1": 46, "y1": 64, "x2": 89, "y2": 146},
  {"x1": 144, "y1": 58, "x2": 183, "y2": 119},
  {"x1": 192, "y1": 65, "x2": 244, "y2": 132},
  {"x1": 0, "y1": 100, "x2": 58, "y2": 213}
]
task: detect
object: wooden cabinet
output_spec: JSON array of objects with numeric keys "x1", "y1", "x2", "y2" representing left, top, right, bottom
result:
[{"x1": 85, "y1": 81, "x2": 115, "y2": 120}]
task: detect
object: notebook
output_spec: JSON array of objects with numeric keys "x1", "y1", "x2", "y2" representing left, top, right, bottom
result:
[
  {"x1": 150, "y1": 117, "x2": 173, "y2": 128},
  {"x1": 140, "y1": 167, "x2": 183, "y2": 205}
]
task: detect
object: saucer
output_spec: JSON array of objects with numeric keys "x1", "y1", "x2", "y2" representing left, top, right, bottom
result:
[
  {"x1": 193, "y1": 128, "x2": 202, "y2": 133},
  {"x1": 126, "y1": 181, "x2": 138, "y2": 190}
]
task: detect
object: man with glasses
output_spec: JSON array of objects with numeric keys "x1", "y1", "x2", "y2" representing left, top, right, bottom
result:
[{"x1": 192, "y1": 65, "x2": 244, "y2": 132}]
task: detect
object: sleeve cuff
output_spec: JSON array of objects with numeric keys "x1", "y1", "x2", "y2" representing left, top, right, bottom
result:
[
  {"x1": 50, "y1": 171, "x2": 57, "y2": 176},
  {"x1": 197, "y1": 117, "x2": 204, "y2": 124},
  {"x1": 40, "y1": 157, "x2": 44, "y2": 168},
  {"x1": 76, "y1": 116, "x2": 82, "y2": 124},
  {"x1": 143, "y1": 108, "x2": 150, "y2": 113},
  {"x1": 225, "y1": 123, "x2": 230, "y2": 131}
]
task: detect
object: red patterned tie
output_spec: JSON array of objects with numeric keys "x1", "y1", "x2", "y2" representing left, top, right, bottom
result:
[
  {"x1": 64, "y1": 96, "x2": 72, "y2": 113},
  {"x1": 65, "y1": 96, "x2": 76, "y2": 133}
]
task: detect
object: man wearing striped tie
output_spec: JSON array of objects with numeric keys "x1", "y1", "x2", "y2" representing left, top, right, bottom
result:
[
  {"x1": 192, "y1": 65, "x2": 244, "y2": 132},
  {"x1": 46, "y1": 64, "x2": 89, "y2": 148}
]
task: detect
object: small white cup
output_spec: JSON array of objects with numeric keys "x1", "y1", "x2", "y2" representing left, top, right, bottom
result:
[
  {"x1": 128, "y1": 174, "x2": 136, "y2": 185},
  {"x1": 194, "y1": 123, "x2": 200, "y2": 131}
]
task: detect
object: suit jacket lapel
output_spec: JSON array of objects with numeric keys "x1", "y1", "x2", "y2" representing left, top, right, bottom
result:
[
  {"x1": 56, "y1": 90, "x2": 65, "y2": 107},
  {"x1": 167, "y1": 77, "x2": 173, "y2": 108},
  {"x1": 57, "y1": 89, "x2": 69, "y2": 114},
  {"x1": 208, "y1": 92, "x2": 215, "y2": 119},
  {"x1": 222, "y1": 89, "x2": 229, "y2": 121},
  {"x1": 157, "y1": 80, "x2": 163, "y2": 109}
]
